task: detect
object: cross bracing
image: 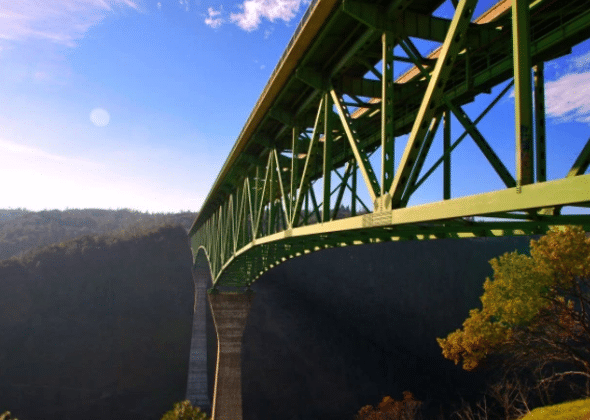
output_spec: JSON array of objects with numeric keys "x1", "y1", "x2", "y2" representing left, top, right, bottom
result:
[{"x1": 189, "y1": 0, "x2": 590, "y2": 288}]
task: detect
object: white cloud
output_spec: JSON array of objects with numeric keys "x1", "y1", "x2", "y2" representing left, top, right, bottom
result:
[
  {"x1": 572, "y1": 50, "x2": 590, "y2": 71},
  {"x1": 230, "y1": 0, "x2": 302, "y2": 31},
  {"x1": 179, "y1": 0, "x2": 190, "y2": 11},
  {"x1": 0, "y1": 138, "x2": 103, "y2": 168},
  {"x1": 545, "y1": 71, "x2": 590, "y2": 124},
  {"x1": 0, "y1": 0, "x2": 139, "y2": 47},
  {"x1": 205, "y1": 7, "x2": 224, "y2": 28},
  {"x1": 157, "y1": 1, "x2": 162, "y2": 9}
]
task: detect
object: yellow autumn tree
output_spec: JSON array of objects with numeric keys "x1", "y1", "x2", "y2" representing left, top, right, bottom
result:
[{"x1": 437, "y1": 226, "x2": 590, "y2": 382}]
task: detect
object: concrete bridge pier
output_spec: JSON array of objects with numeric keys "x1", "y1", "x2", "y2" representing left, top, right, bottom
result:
[
  {"x1": 209, "y1": 290, "x2": 254, "y2": 420},
  {"x1": 186, "y1": 264, "x2": 212, "y2": 413}
]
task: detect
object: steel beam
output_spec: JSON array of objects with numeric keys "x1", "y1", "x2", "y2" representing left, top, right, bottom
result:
[
  {"x1": 292, "y1": 97, "x2": 324, "y2": 227},
  {"x1": 389, "y1": 0, "x2": 478, "y2": 207},
  {"x1": 568, "y1": 137, "x2": 590, "y2": 177},
  {"x1": 401, "y1": 114, "x2": 443, "y2": 207},
  {"x1": 512, "y1": 0, "x2": 534, "y2": 189},
  {"x1": 273, "y1": 149, "x2": 291, "y2": 229},
  {"x1": 381, "y1": 31, "x2": 395, "y2": 194},
  {"x1": 412, "y1": 80, "x2": 514, "y2": 194},
  {"x1": 323, "y1": 93, "x2": 334, "y2": 222},
  {"x1": 534, "y1": 63, "x2": 547, "y2": 183},
  {"x1": 443, "y1": 110, "x2": 451, "y2": 200},
  {"x1": 342, "y1": 0, "x2": 498, "y2": 47},
  {"x1": 253, "y1": 174, "x2": 590, "y2": 246},
  {"x1": 446, "y1": 101, "x2": 516, "y2": 188},
  {"x1": 290, "y1": 127, "x2": 300, "y2": 222},
  {"x1": 331, "y1": 88, "x2": 381, "y2": 204}
]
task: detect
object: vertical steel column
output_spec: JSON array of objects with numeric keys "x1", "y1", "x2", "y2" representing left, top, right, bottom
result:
[
  {"x1": 381, "y1": 32, "x2": 395, "y2": 194},
  {"x1": 209, "y1": 291, "x2": 254, "y2": 420},
  {"x1": 239, "y1": 185, "x2": 247, "y2": 248},
  {"x1": 218, "y1": 205, "x2": 225, "y2": 263},
  {"x1": 351, "y1": 161, "x2": 357, "y2": 216},
  {"x1": 304, "y1": 191, "x2": 309, "y2": 223},
  {"x1": 254, "y1": 167, "x2": 260, "y2": 238},
  {"x1": 279, "y1": 199, "x2": 286, "y2": 231},
  {"x1": 214, "y1": 209, "x2": 221, "y2": 275},
  {"x1": 272, "y1": 201, "x2": 277, "y2": 233},
  {"x1": 534, "y1": 63, "x2": 547, "y2": 183},
  {"x1": 268, "y1": 156, "x2": 274, "y2": 235},
  {"x1": 444, "y1": 110, "x2": 451, "y2": 200},
  {"x1": 323, "y1": 93, "x2": 333, "y2": 222},
  {"x1": 512, "y1": 0, "x2": 534, "y2": 189},
  {"x1": 290, "y1": 127, "x2": 299, "y2": 222}
]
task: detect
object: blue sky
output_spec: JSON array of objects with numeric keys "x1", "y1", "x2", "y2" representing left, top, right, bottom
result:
[{"x1": 1, "y1": 0, "x2": 589, "y2": 214}]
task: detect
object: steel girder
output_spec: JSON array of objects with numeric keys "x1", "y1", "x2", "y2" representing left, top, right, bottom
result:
[{"x1": 190, "y1": 0, "x2": 590, "y2": 288}]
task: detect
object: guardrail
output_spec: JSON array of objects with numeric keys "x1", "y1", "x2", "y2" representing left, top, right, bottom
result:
[
  {"x1": 268, "y1": 0, "x2": 320, "y2": 90},
  {"x1": 245, "y1": 0, "x2": 322, "y2": 136}
]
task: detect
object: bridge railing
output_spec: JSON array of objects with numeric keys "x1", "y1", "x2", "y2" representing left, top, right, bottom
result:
[{"x1": 265, "y1": 0, "x2": 320, "y2": 98}]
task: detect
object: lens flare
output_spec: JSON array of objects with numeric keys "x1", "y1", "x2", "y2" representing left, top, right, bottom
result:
[{"x1": 90, "y1": 108, "x2": 110, "y2": 127}]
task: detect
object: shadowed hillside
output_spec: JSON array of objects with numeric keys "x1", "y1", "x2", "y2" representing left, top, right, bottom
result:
[
  {"x1": 0, "y1": 209, "x2": 547, "y2": 419},
  {"x1": 0, "y1": 223, "x2": 194, "y2": 420}
]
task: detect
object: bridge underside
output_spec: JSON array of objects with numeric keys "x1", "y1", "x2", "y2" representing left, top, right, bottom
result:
[
  {"x1": 194, "y1": 176, "x2": 590, "y2": 287},
  {"x1": 189, "y1": 0, "x2": 590, "y2": 288}
]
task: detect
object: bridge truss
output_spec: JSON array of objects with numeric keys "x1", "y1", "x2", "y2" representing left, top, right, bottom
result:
[{"x1": 189, "y1": 0, "x2": 590, "y2": 288}]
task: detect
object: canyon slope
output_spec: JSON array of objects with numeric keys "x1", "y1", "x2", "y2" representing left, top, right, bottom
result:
[{"x1": 0, "y1": 212, "x2": 538, "y2": 419}]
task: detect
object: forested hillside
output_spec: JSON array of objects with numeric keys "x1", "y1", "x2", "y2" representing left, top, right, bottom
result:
[
  {"x1": 0, "y1": 208, "x2": 197, "y2": 261},
  {"x1": 0, "y1": 222, "x2": 195, "y2": 420}
]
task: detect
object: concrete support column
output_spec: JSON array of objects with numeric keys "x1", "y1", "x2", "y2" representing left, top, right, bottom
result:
[
  {"x1": 185, "y1": 265, "x2": 211, "y2": 412},
  {"x1": 209, "y1": 291, "x2": 254, "y2": 420}
]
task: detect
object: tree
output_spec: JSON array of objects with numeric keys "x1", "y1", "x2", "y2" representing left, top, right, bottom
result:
[
  {"x1": 0, "y1": 412, "x2": 19, "y2": 420},
  {"x1": 355, "y1": 392, "x2": 422, "y2": 420},
  {"x1": 437, "y1": 226, "x2": 590, "y2": 386},
  {"x1": 160, "y1": 400, "x2": 210, "y2": 420}
]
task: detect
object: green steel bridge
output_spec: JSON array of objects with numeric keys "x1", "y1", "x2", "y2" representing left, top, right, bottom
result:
[
  {"x1": 185, "y1": 0, "x2": 590, "y2": 417},
  {"x1": 189, "y1": 0, "x2": 590, "y2": 289}
]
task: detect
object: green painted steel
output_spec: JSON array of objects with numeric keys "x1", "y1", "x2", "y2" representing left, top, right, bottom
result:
[
  {"x1": 534, "y1": 63, "x2": 546, "y2": 183},
  {"x1": 513, "y1": 0, "x2": 534, "y2": 189},
  {"x1": 381, "y1": 31, "x2": 395, "y2": 194},
  {"x1": 189, "y1": 0, "x2": 590, "y2": 288},
  {"x1": 443, "y1": 110, "x2": 451, "y2": 200}
]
